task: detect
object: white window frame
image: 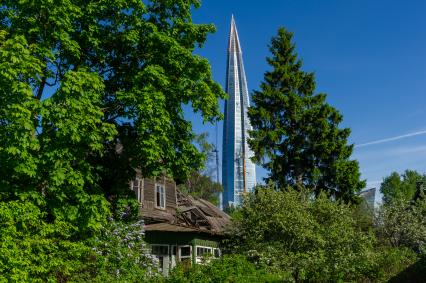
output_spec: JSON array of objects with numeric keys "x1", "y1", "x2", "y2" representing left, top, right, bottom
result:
[
  {"x1": 178, "y1": 245, "x2": 192, "y2": 260},
  {"x1": 151, "y1": 244, "x2": 169, "y2": 256},
  {"x1": 195, "y1": 246, "x2": 213, "y2": 264},
  {"x1": 196, "y1": 246, "x2": 213, "y2": 257},
  {"x1": 155, "y1": 183, "x2": 166, "y2": 209},
  {"x1": 150, "y1": 244, "x2": 169, "y2": 274},
  {"x1": 131, "y1": 178, "x2": 143, "y2": 203}
]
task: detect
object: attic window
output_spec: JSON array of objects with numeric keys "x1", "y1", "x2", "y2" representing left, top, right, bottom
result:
[
  {"x1": 132, "y1": 178, "x2": 143, "y2": 203},
  {"x1": 156, "y1": 184, "x2": 165, "y2": 209}
]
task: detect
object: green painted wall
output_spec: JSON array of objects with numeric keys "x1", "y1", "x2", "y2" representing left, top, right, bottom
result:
[{"x1": 145, "y1": 230, "x2": 222, "y2": 263}]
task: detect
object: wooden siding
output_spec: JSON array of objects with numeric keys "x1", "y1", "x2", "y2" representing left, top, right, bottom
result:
[
  {"x1": 129, "y1": 175, "x2": 230, "y2": 235},
  {"x1": 138, "y1": 176, "x2": 177, "y2": 220}
]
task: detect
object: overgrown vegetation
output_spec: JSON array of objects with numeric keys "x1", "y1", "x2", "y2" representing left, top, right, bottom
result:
[
  {"x1": 146, "y1": 186, "x2": 425, "y2": 283},
  {"x1": 223, "y1": 186, "x2": 426, "y2": 282},
  {"x1": 165, "y1": 255, "x2": 286, "y2": 283},
  {"x1": 229, "y1": 187, "x2": 377, "y2": 282},
  {"x1": 0, "y1": 0, "x2": 224, "y2": 281},
  {"x1": 1, "y1": 0, "x2": 425, "y2": 282}
]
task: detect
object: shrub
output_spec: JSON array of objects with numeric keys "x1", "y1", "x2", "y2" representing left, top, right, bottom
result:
[
  {"x1": 165, "y1": 254, "x2": 288, "y2": 283},
  {"x1": 0, "y1": 201, "x2": 90, "y2": 282},
  {"x1": 0, "y1": 200, "x2": 156, "y2": 282},
  {"x1": 228, "y1": 187, "x2": 378, "y2": 282},
  {"x1": 375, "y1": 199, "x2": 426, "y2": 252},
  {"x1": 70, "y1": 218, "x2": 157, "y2": 282},
  {"x1": 373, "y1": 246, "x2": 419, "y2": 282}
]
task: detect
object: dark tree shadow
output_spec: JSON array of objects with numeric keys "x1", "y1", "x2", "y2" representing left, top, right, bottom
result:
[{"x1": 389, "y1": 256, "x2": 426, "y2": 283}]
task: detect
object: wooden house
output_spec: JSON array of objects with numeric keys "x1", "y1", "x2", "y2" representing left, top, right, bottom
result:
[{"x1": 130, "y1": 175, "x2": 230, "y2": 275}]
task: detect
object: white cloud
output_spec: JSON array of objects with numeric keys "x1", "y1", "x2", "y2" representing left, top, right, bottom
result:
[{"x1": 355, "y1": 130, "x2": 426, "y2": 148}]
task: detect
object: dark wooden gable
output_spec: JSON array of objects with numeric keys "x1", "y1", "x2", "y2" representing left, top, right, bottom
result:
[
  {"x1": 130, "y1": 174, "x2": 230, "y2": 235},
  {"x1": 133, "y1": 175, "x2": 177, "y2": 223}
]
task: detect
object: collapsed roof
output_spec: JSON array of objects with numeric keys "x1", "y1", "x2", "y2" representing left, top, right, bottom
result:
[{"x1": 143, "y1": 189, "x2": 231, "y2": 235}]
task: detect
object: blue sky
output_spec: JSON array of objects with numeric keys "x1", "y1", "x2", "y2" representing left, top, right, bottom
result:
[{"x1": 185, "y1": 0, "x2": 426, "y2": 200}]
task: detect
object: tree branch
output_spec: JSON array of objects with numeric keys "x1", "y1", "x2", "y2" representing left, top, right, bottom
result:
[{"x1": 36, "y1": 76, "x2": 46, "y2": 100}]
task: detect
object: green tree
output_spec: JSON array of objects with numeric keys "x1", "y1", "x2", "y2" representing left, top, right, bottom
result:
[
  {"x1": 0, "y1": 0, "x2": 224, "y2": 280},
  {"x1": 229, "y1": 186, "x2": 377, "y2": 282},
  {"x1": 380, "y1": 170, "x2": 426, "y2": 205},
  {"x1": 178, "y1": 133, "x2": 223, "y2": 205},
  {"x1": 375, "y1": 198, "x2": 426, "y2": 252},
  {"x1": 0, "y1": 0, "x2": 225, "y2": 214},
  {"x1": 178, "y1": 171, "x2": 222, "y2": 205},
  {"x1": 248, "y1": 27, "x2": 365, "y2": 200}
]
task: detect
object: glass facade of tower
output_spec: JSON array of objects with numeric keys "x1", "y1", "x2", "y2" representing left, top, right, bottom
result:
[{"x1": 222, "y1": 16, "x2": 256, "y2": 208}]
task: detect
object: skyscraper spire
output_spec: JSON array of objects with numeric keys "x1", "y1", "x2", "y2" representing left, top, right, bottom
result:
[
  {"x1": 228, "y1": 15, "x2": 241, "y2": 54},
  {"x1": 222, "y1": 16, "x2": 256, "y2": 208}
]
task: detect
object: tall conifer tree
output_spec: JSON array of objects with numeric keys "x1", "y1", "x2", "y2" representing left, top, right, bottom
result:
[{"x1": 248, "y1": 28, "x2": 365, "y2": 200}]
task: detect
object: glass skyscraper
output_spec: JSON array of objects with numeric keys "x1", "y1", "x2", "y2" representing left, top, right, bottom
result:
[{"x1": 222, "y1": 16, "x2": 256, "y2": 208}]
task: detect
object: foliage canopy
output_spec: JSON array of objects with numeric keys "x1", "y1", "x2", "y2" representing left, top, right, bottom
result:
[
  {"x1": 380, "y1": 170, "x2": 426, "y2": 205},
  {"x1": 0, "y1": 0, "x2": 224, "y2": 280},
  {"x1": 248, "y1": 27, "x2": 365, "y2": 200}
]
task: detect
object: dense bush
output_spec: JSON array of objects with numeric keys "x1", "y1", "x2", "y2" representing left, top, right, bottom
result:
[
  {"x1": 228, "y1": 187, "x2": 380, "y2": 282},
  {"x1": 0, "y1": 201, "x2": 90, "y2": 282},
  {"x1": 70, "y1": 218, "x2": 158, "y2": 282},
  {"x1": 0, "y1": 200, "x2": 156, "y2": 282},
  {"x1": 375, "y1": 199, "x2": 426, "y2": 252},
  {"x1": 164, "y1": 254, "x2": 287, "y2": 283},
  {"x1": 372, "y1": 246, "x2": 419, "y2": 282}
]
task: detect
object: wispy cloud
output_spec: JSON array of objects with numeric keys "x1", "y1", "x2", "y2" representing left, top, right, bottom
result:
[{"x1": 355, "y1": 130, "x2": 426, "y2": 148}]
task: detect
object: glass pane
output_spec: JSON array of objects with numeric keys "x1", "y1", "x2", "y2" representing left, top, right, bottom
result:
[
  {"x1": 152, "y1": 245, "x2": 168, "y2": 256},
  {"x1": 156, "y1": 190, "x2": 161, "y2": 207},
  {"x1": 180, "y1": 246, "x2": 191, "y2": 257},
  {"x1": 197, "y1": 247, "x2": 202, "y2": 256},
  {"x1": 196, "y1": 247, "x2": 212, "y2": 256}
]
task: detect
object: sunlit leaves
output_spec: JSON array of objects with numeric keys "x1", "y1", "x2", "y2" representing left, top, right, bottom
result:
[
  {"x1": 380, "y1": 170, "x2": 426, "y2": 205},
  {"x1": 230, "y1": 187, "x2": 377, "y2": 281},
  {"x1": 1, "y1": 0, "x2": 224, "y2": 280}
]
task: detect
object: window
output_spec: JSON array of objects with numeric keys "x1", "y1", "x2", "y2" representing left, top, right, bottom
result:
[
  {"x1": 156, "y1": 184, "x2": 165, "y2": 209},
  {"x1": 151, "y1": 245, "x2": 169, "y2": 274},
  {"x1": 196, "y1": 246, "x2": 214, "y2": 264},
  {"x1": 132, "y1": 178, "x2": 143, "y2": 203},
  {"x1": 213, "y1": 248, "x2": 221, "y2": 258},
  {"x1": 179, "y1": 246, "x2": 191, "y2": 258},
  {"x1": 196, "y1": 247, "x2": 212, "y2": 257},
  {"x1": 151, "y1": 245, "x2": 169, "y2": 256}
]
